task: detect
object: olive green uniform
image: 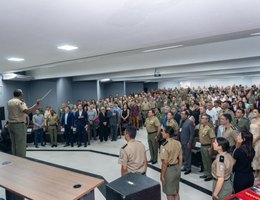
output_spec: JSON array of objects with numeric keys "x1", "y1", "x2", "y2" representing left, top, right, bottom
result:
[
  {"x1": 156, "y1": 97, "x2": 164, "y2": 110},
  {"x1": 211, "y1": 152, "x2": 233, "y2": 200},
  {"x1": 199, "y1": 125, "x2": 215, "y2": 177},
  {"x1": 47, "y1": 114, "x2": 59, "y2": 146},
  {"x1": 145, "y1": 116, "x2": 160, "y2": 162},
  {"x1": 155, "y1": 112, "x2": 163, "y2": 124},
  {"x1": 7, "y1": 98, "x2": 28, "y2": 158},
  {"x1": 118, "y1": 139, "x2": 147, "y2": 174},
  {"x1": 160, "y1": 138, "x2": 182, "y2": 195},
  {"x1": 232, "y1": 117, "x2": 250, "y2": 132}
]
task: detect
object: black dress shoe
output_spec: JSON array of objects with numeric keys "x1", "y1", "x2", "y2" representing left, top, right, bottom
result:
[
  {"x1": 35, "y1": 145, "x2": 39, "y2": 148},
  {"x1": 200, "y1": 175, "x2": 207, "y2": 179},
  {"x1": 204, "y1": 177, "x2": 213, "y2": 181},
  {"x1": 41, "y1": 144, "x2": 45, "y2": 147},
  {"x1": 199, "y1": 169, "x2": 204, "y2": 173},
  {"x1": 184, "y1": 170, "x2": 191, "y2": 175},
  {"x1": 78, "y1": 144, "x2": 81, "y2": 147},
  {"x1": 181, "y1": 168, "x2": 187, "y2": 172},
  {"x1": 51, "y1": 145, "x2": 54, "y2": 148},
  {"x1": 71, "y1": 144, "x2": 74, "y2": 147},
  {"x1": 63, "y1": 144, "x2": 69, "y2": 147},
  {"x1": 152, "y1": 161, "x2": 157, "y2": 164},
  {"x1": 148, "y1": 160, "x2": 153, "y2": 163}
]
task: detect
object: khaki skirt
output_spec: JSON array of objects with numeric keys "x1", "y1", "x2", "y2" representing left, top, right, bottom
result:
[{"x1": 163, "y1": 165, "x2": 181, "y2": 195}]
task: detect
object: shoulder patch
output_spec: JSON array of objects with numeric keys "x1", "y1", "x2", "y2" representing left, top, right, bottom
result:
[
  {"x1": 219, "y1": 155, "x2": 224, "y2": 163},
  {"x1": 122, "y1": 144, "x2": 128, "y2": 149},
  {"x1": 162, "y1": 140, "x2": 168, "y2": 146}
]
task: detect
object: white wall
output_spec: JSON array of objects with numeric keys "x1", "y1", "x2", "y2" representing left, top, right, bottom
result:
[
  {"x1": 158, "y1": 81, "x2": 180, "y2": 89},
  {"x1": 158, "y1": 77, "x2": 260, "y2": 89}
]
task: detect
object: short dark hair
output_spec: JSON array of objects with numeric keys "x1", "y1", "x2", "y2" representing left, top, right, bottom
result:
[
  {"x1": 164, "y1": 126, "x2": 175, "y2": 137},
  {"x1": 216, "y1": 137, "x2": 230, "y2": 152},
  {"x1": 13, "y1": 89, "x2": 23, "y2": 97},
  {"x1": 150, "y1": 109, "x2": 155, "y2": 115},
  {"x1": 222, "y1": 113, "x2": 232, "y2": 123},
  {"x1": 194, "y1": 101, "x2": 200, "y2": 106},
  {"x1": 125, "y1": 126, "x2": 137, "y2": 139},
  {"x1": 202, "y1": 114, "x2": 211, "y2": 122},
  {"x1": 181, "y1": 110, "x2": 189, "y2": 116},
  {"x1": 236, "y1": 108, "x2": 245, "y2": 115}
]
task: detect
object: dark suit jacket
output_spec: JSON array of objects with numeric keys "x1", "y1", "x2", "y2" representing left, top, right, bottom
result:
[
  {"x1": 61, "y1": 112, "x2": 74, "y2": 127},
  {"x1": 191, "y1": 109, "x2": 200, "y2": 125},
  {"x1": 179, "y1": 118, "x2": 195, "y2": 145},
  {"x1": 99, "y1": 112, "x2": 108, "y2": 127},
  {"x1": 75, "y1": 110, "x2": 88, "y2": 127},
  {"x1": 173, "y1": 112, "x2": 181, "y2": 125}
]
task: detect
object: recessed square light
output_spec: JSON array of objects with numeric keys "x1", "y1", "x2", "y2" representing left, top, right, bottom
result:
[
  {"x1": 7, "y1": 57, "x2": 25, "y2": 62},
  {"x1": 57, "y1": 45, "x2": 78, "y2": 51}
]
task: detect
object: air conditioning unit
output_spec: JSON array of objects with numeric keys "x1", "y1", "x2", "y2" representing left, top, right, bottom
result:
[
  {"x1": 2, "y1": 73, "x2": 33, "y2": 81},
  {"x1": 154, "y1": 72, "x2": 161, "y2": 77},
  {"x1": 154, "y1": 69, "x2": 161, "y2": 77}
]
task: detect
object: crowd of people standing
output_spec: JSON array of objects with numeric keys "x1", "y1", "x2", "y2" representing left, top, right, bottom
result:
[{"x1": 3, "y1": 84, "x2": 260, "y2": 200}]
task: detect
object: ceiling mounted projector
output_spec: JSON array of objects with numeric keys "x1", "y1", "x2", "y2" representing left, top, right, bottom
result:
[{"x1": 154, "y1": 68, "x2": 161, "y2": 77}]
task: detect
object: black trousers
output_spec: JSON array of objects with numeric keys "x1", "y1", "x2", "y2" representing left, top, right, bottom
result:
[
  {"x1": 76, "y1": 125, "x2": 87, "y2": 145},
  {"x1": 99, "y1": 125, "x2": 108, "y2": 141},
  {"x1": 233, "y1": 171, "x2": 254, "y2": 193},
  {"x1": 64, "y1": 125, "x2": 74, "y2": 145}
]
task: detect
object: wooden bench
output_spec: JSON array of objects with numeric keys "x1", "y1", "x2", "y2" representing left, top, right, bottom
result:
[{"x1": 0, "y1": 152, "x2": 104, "y2": 200}]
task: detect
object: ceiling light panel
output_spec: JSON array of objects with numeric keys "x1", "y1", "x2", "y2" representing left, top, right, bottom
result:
[
  {"x1": 142, "y1": 45, "x2": 183, "y2": 53},
  {"x1": 7, "y1": 57, "x2": 25, "y2": 61},
  {"x1": 57, "y1": 45, "x2": 78, "y2": 51}
]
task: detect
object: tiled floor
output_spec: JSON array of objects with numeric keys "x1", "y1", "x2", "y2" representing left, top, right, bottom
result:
[{"x1": 1, "y1": 129, "x2": 215, "y2": 200}]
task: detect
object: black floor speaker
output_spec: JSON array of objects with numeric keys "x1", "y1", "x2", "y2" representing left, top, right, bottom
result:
[{"x1": 106, "y1": 172, "x2": 161, "y2": 200}]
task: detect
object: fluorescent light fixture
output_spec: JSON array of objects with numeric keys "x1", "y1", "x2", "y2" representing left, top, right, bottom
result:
[
  {"x1": 57, "y1": 45, "x2": 78, "y2": 51},
  {"x1": 7, "y1": 57, "x2": 25, "y2": 62},
  {"x1": 142, "y1": 45, "x2": 183, "y2": 53},
  {"x1": 2, "y1": 73, "x2": 17, "y2": 80},
  {"x1": 100, "y1": 78, "x2": 111, "y2": 82},
  {"x1": 250, "y1": 32, "x2": 260, "y2": 36}
]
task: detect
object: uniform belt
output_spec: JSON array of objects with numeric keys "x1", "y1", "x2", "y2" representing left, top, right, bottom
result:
[
  {"x1": 9, "y1": 122, "x2": 24, "y2": 124},
  {"x1": 148, "y1": 131, "x2": 157, "y2": 134},
  {"x1": 167, "y1": 163, "x2": 177, "y2": 167},
  {"x1": 201, "y1": 144, "x2": 211, "y2": 146},
  {"x1": 136, "y1": 172, "x2": 146, "y2": 175},
  {"x1": 213, "y1": 177, "x2": 230, "y2": 182},
  {"x1": 49, "y1": 124, "x2": 57, "y2": 126}
]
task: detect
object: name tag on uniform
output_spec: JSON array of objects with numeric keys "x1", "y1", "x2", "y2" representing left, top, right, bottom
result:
[{"x1": 195, "y1": 142, "x2": 201, "y2": 148}]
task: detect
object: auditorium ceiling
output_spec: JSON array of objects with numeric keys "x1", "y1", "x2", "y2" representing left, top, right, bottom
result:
[{"x1": 1, "y1": 0, "x2": 260, "y2": 82}]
